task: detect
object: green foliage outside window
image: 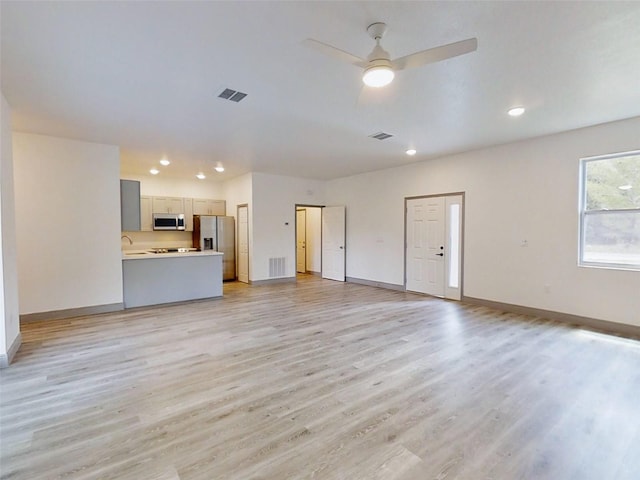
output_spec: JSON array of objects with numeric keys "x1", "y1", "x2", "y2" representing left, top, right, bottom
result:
[
  {"x1": 585, "y1": 153, "x2": 640, "y2": 211},
  {"x1": 581, "y1": 152, "x2": 640, "y2": 268}
]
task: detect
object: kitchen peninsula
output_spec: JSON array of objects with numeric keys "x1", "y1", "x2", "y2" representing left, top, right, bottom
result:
[{"x1": 122, "y1": 250, "x2": 223, "y2": 308}]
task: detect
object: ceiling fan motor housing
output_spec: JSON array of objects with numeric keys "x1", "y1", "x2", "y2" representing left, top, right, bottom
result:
[
  {"x1": 367, "y1": 22, "x2": 388, "y2": 40},
  {"x1": 363, "y1": 27, "x2": 394, "y2": 87}
]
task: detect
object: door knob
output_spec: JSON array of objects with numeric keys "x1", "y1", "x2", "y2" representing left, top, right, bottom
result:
[{"x1": 435, "y1": 253, "x2": 444, "y2": 256}]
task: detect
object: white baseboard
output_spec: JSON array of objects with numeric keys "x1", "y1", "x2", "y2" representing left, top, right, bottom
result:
[
  {"x1": 20, "y1": 302, "x2": 124, "y2": 323},
  {"x1": 463, "y1": 296, "x2": 640, "y2": 340},
  {"x1": 0, "y1": 332, "x2": 22, "y2": 368},
  {"x1": 345, "y1": 277, "x2": 405, "y2": 291}
]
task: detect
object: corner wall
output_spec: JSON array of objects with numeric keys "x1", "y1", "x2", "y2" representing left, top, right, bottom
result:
[
  {"x1": 13, "y1": 133, "x2": 123, "y2": 315},
  {"x1": 1, "y1": 93, "x2": 21, "y2": 367},
  {"x1": 326, "y1": 116, "x2": 640, "y2": 327}
]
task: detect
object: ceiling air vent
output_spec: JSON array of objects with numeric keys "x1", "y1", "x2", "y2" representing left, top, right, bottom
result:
[
  {"x1": 369, "y1": 131, "x2": 394, "y2": 140},
  {"x1": 218, "y1": 88, "x2": 248, "y2": 103}
]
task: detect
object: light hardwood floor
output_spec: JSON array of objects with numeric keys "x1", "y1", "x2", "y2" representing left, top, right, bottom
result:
[{"x1": 1, "y1": 275, "x2": 639, "y2": 480}]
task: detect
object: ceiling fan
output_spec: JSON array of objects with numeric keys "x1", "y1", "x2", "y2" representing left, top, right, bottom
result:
[{"x1": 303, "y1": 22, "x2": 477, "y2": 88}]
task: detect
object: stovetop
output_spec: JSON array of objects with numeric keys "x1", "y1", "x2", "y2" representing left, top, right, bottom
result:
[{"x1": 149, "y1": 248, "x2": 198, "y2": 254}]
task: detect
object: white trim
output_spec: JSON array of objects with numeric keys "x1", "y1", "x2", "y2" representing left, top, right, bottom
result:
[
  {"x1": 578, "y1": 150, "x2": 640, "y2": 271},
  {"x1": 0, "y1": 332, "x2": 22, "y2": 368}
]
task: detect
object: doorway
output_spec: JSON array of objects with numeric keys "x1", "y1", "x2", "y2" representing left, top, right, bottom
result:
[
  {"x1": 296, "y1": 209, "x2": 307, "y2": 273},
  {"x1": 405, "y1": 193, "x2": 464, "y2": 300},
  {"x1": 237, "y1": 204, "x2": 249, "y2": 283},
  {"x1": 295, "y1": 206, "x2": 323, "y2": 276}
]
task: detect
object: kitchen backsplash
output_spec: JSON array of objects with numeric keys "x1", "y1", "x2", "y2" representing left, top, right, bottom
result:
[{"x1": 121, "y1": 231, "x2": 193, "y2": 251}]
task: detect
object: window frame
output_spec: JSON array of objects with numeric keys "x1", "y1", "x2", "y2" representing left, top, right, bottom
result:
[{"x1": 578, "y1": 150, "x2": 640, "y2": 271}]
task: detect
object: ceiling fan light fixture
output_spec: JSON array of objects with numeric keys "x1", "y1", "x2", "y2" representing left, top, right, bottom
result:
[{"x1": 363, "y1": 64, "x2": 394, "y2": 88}]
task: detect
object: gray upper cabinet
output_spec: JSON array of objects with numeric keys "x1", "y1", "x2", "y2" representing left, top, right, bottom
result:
[{"x1": 120, "y1": 180, "x2": 141, "y2": 231}]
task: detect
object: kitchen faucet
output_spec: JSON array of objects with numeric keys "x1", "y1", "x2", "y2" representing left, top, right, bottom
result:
[{"x1": 121, "y1": 235, "x2": 133, "y2": 245}]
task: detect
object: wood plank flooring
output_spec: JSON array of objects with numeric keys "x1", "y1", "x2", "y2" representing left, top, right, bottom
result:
[{"x1": 1, "y1": 275, "x2": 639, "y2": 479}]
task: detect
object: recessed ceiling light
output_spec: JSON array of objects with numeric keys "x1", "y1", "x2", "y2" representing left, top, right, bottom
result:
[
  {"x1": 618, "y1": 184, "x2": 633, "y2": 190},
  {"x1": 215, "y1": 165, "x2": 225, "y2": 173},
  {"x1": 160, "y1": 158, "x2": 170, "y2": 166},
  {"x1": 196, "y1": 173, "x2": 206, "y2": 180},
  {"x1": 406, "y1": 149, "x2": 417, "y2": 156},
  {"x1": 149, "y1": 168, "x2": 159, "y2": 175},
  {"x1": 508, "y1": 106, "x2": 525, "y2": 117}
]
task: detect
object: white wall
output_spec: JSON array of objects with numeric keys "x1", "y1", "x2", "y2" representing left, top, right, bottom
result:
[
  {"x1": 223, "y1": 172, "x2": 252, "y2": 218},
  {"x1": 326, "y1": 117, "x2": 640, "y2": 327},
  {"x1": 305, "y1": 207, "x2": 322, "y2": 273},
  {"x1": 251, "y1": 173, "x2": 325, "y2": 281},
  {"x1": 13, "y1": 133, "x2": 123, "y2": 314},
  {"x1": 224, "y1": 172, "x2": 253, "y2": 279},
  {"x1": 1, "y1": 93, "x2": 20, "y2": 365},
  {"x1": 121, "y1": 173, "x2": 225, "y2": 198}
]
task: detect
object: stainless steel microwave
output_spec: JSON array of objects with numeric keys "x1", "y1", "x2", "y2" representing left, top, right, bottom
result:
[{"x1": 153, "y1": 213, "x2": 185, "y2": 231}]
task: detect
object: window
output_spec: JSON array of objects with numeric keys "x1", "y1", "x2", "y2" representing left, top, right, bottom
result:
[{"x1": 579, "y1": 151, "x2": 640, "y2": 269}]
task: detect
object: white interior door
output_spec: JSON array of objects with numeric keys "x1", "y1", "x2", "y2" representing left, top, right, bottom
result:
[
  {"x1": 406, "y1": 195, "x2": 462, "y2": 299},
  {"x1": 296, "y1": 209, "x2": 306, "y2": 273},
  {"x1": 322, "y1": 206, "x2": 346, "y2": 282},
  {"x1": 237, "y1": 205, "x2": 249, "y2": 283}
]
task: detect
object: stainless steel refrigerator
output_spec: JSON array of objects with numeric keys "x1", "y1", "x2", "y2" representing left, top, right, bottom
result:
[{"x1": 193, "y1": 215, "x2": 236, "y2": 281}]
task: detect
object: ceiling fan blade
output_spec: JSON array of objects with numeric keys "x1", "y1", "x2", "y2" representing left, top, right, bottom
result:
[
  {"x1": 391, "y1": 37, "x2": 477, "y2": 71},
  {"x1": 302, "y1": 38, "x2": 367, "y2": 67}
]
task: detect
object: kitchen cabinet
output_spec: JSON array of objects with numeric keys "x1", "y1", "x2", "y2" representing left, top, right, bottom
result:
[
  {"x1": 193, "y1": 198, "x2": 226, "y2": 216},
  {"x1": 152, "y1": 196, "x2": 184, "y2": 214},
  {"x1": 120, "y1": 180, "x2": 141, "y2": 231},
  {"x1": 184, "y1": 197, "x2": 194, "y2": 232},
  {"x1": 140, "y1": 196, "x2": 153, "y2": 231}
]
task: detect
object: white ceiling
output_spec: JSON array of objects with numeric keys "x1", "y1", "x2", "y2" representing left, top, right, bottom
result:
[{"x1": 2, "y1": 1, "x2": 640, "y2": 181}]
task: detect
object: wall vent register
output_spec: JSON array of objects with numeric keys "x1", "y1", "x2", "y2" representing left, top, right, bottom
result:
[
  {"x1": 218, "y1": 88, "x2": 248, "y2": 103},
  {"x1": 369, "y1": 131, "x2": 394, "y2": 140}
]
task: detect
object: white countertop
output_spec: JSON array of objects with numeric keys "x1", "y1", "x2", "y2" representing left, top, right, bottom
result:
[{"x1": 122, "y1": 250, "x2": 224, "y2": 260}]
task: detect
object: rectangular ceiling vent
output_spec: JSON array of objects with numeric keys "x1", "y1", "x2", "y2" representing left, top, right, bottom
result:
[
  {"x1": 218, "y1": 88, "x2": 248, "y2": 103},
  {"x1": 369, "y1": 131, "x2": 394, "y2": 141}
]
